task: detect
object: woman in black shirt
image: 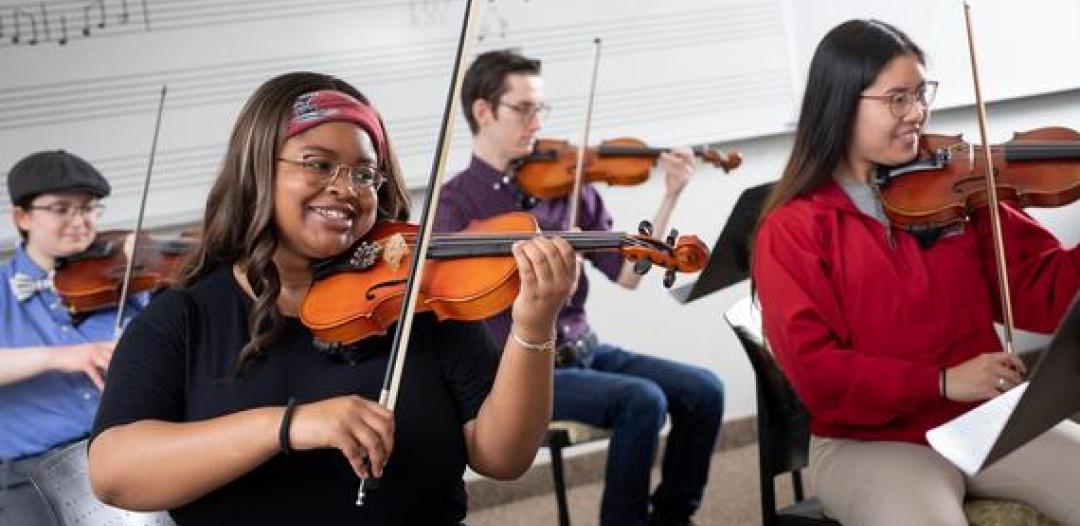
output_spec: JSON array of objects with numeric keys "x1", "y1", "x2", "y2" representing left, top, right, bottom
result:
[{"x1": 87, "y1": 72, "x2": 578, "y2": 525}]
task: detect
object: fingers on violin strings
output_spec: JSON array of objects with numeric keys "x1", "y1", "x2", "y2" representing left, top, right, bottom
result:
[
  {"x1": 512, "y1": 242, "x2": 539, "y2": 295},
  {"x1": 524, "y1": 237, "x2": 559, "y2": 294},
  {"x1": 549, "y1": 236, "x2": 577, "y2": 277}
]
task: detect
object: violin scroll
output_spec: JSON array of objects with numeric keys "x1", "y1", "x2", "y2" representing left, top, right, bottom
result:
[
  {"x1": 621, "y1": 231, "x2": 709, "y2": 278},
  {"x1": 697, "y1": 147, "x2": 742, "y2": 173}
]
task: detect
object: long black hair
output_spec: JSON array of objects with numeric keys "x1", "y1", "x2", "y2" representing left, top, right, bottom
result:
[{"x1": 759, "y1": 19, "x2": 924, "y2": 219}]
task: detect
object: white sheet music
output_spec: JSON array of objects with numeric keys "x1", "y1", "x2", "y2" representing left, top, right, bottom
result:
[{"x1": 926, "y1": 382, "x2": 1028, "y2": 477}]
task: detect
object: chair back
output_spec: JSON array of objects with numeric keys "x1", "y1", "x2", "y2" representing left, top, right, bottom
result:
[
  {"x1": 724, "y1": 296, "x2": 812, "y2": 480},
  {"x1": 30, "y1": 439, "x2": 177, "y2": 526}
]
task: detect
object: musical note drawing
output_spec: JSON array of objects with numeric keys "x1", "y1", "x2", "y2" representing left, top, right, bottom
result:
[
  {"x1": 39, "y1": 3, "x2": 50, "y2": 43},
  {"x1": 58, "y1": 14, "x2": 68, "y2": 45},
  {"x1": 14, "y1": 9, "x2": 38, "y2": 45},
  {"x1": 477, "y1": 1, "x2": 510, "y2": 42},
  {"x1": 408, "y1": 0, "x2": 451, "y2": 27},
  {"x1": 82, "y1": 0, "x2": 105, "y2": 37}
]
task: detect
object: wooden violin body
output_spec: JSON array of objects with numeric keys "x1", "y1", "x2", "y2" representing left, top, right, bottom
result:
[
  {"x1": 877, "y1": 127, "x2": 1080, "y2": 231},
  {"x1": 53, "y1": 229, "x2": 197, "y2": 314},
  {"x1": 299, "y1": 211, "x2": 709, "y2": 347},
  {"x1": 509, "y1": 137, "x2": 741, "y2": 199}
]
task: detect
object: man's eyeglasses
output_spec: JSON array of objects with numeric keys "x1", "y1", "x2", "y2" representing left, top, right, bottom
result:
[
  {"x1": 25, "y1": 203, "x2": 105, "y2": 220},
  {"x1": 498, "y1": 101, "x2": 551, "y2": 122},
  {"x1": 860, "y1": 81, "x2": 939, "y2": 118},
  {"x1": 277, "y1": 158, "x2": 386, "y2": 191}
]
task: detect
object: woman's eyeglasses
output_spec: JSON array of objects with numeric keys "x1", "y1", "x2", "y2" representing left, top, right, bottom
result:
[
  {"x1": 277, "y1": 158, "x2": 386, "y2": 191},
  {"x1": 860, "y1": 81, "x2": 939, "y2": 118}
]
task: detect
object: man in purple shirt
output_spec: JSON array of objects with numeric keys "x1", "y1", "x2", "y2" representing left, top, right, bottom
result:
[
  {"x1": 434, "y1": 50, "x2": 724, "y2": 526},
  {"x1": 0, "y1": 151, "x2": 146, "y2": 526}
]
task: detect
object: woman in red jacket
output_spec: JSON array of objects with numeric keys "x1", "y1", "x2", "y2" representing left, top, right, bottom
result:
[{"x1": 753, "y1": 19, "x2": 1080, "y2": 526}]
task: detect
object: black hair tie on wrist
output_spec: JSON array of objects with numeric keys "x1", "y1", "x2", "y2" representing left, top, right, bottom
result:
[{"x1": 279, "y1": 397, "x2": 298, "y2": 454}]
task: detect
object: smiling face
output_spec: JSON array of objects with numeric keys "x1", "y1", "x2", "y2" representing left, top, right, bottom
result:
[
  {"x1": 14, "y1": 192, "x2": 100, "y2": 265},
  {"x1": 848, "y1": 53, "x2": 930, "y2": 174},
  {"x1": 272, "y1": 120, "x2": 379, "y2": 264}
]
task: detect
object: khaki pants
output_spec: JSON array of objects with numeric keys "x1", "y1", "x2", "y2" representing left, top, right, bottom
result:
[{"x1": 809, "y1": 421, "x2": 1080, "y2": 526}]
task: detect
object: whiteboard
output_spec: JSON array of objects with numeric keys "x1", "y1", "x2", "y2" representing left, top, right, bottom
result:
[
  {"x1": 784, "y1": 0, "x2": 1080, "y2": 111},
  {"x1": 0, "y1": 0, "x2": 799, "y2": 247}
]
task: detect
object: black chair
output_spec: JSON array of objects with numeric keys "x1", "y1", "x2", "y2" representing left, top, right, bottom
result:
[
  {"x1": 544, "y1": 420, "x2": 610, "y2": 526},
  {"x1": 724, "y1": 296, "x2": 839, "y2": 526},
  {"x1": 30, "y1": 439, "x2": 176, "y2": 526}
]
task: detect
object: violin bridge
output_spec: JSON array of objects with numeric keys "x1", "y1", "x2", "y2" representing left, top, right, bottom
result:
[{"x1": 381, "y1": 234, "x2": 407, "y2": 271}]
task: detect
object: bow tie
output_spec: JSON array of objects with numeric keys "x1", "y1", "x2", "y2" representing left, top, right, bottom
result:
[{"x1": 9, "y1": 272, "x2": 54, "y2": 302}]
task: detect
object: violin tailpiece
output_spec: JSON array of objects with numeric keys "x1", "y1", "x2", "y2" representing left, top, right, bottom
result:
[{"x1": 348, "y1": 241, "x2": 383, "y2": 272}]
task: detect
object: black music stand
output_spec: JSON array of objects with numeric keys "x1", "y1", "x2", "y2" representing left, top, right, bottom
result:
[
  {"x1": 670, "y1": 181, "x2": 773, "y2": 304},
  {"x1": 928, "y1": 293, "x2": 1080, "y2": 475}
]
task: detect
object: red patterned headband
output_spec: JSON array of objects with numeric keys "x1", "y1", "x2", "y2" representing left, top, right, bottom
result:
[{"x1": 285, "y1": 90, "x2": 387, "y2": 162}]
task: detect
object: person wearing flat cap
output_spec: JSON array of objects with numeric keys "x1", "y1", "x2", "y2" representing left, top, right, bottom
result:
[{"x1": 0, "y1": 150, "x2": 147, "y2": 526}]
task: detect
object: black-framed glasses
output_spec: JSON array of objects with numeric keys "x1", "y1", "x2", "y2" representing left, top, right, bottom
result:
[
  {"x1": 498, "y1": 101, "x2": 551, "y2": 122},
  {"x1": 25, "y1": 202, "x2": 105, "y2": 220},
  {"x1": 860, "y1": 81, "x2": 939, "y2": 118},
  {"x1": 277, "y1": 158, "x2": 386, "y2": 191}
]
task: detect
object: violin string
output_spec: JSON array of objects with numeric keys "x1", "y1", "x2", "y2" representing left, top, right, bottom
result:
[{"x1": 383, "y1": 231, "x2": 662, "y2": 257}]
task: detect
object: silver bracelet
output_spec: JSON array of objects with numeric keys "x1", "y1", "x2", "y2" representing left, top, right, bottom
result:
[{"x1": 510, "y1": 331, "x2": 556, "y2": 353}]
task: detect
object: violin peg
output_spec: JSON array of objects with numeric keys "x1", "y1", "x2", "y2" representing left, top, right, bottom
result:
[
  {"x1": 663, "y1": 269, "x2": 676, "y2": 289},
  {"x1": 638, "y1": 220, "x2": 654, "y2": 238},
  {"x1": 633, "y1": 258, "x2": 652, "y2": 276},
  {"x1": 665, "y1": 228, "x2": 679, "y2": 247},
  {"x1": 722, "y1": 150, "x2": 743, "y2": 173}
]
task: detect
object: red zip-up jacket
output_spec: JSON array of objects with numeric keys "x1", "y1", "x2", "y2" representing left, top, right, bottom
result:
[{"x1": 753, "y1": 179, "x2": 1079, "y2": 444}]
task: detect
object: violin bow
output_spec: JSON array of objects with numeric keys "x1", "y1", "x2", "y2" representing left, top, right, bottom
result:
[
  {"x1": 356, "y1": 0, "x2": 480, "y2": 506},
  {"x1": 567, "y1": 37, "x2": 602, "y2": 229},
  {"x1": 113, "y1": 84, "x2": 167, "y2": 338},
  {"x1": 962, "y1": 1, "x2": 1015, "y2": 354}
]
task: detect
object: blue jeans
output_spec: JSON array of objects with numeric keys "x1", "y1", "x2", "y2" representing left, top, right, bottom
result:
[{"x1": 553, "y1": 343, "x2": 724, "y2": 526}]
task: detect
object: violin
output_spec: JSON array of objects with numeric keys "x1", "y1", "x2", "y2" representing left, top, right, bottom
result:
[
  {"x1": 299, "y1": 211, "x2": 709, "y2": 348},
  {"x1": 509, "y1": 137, "x2": 742, "y2": 199},
  {"x1": 877, "y1": 126, "x2": 1080, "y2": 231},
  {"x1": 53, "y1": 229, "x2": 198, "y2": 314}
]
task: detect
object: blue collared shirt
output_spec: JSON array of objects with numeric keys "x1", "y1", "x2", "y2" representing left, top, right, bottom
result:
[{"x1": 0, "y1": 244, "x2": 147, "y2": 458}]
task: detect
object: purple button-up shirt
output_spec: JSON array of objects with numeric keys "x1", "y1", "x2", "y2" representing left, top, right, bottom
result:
[{"x1": 434, "y1": 156, "x2": 623, "y2": 348}]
